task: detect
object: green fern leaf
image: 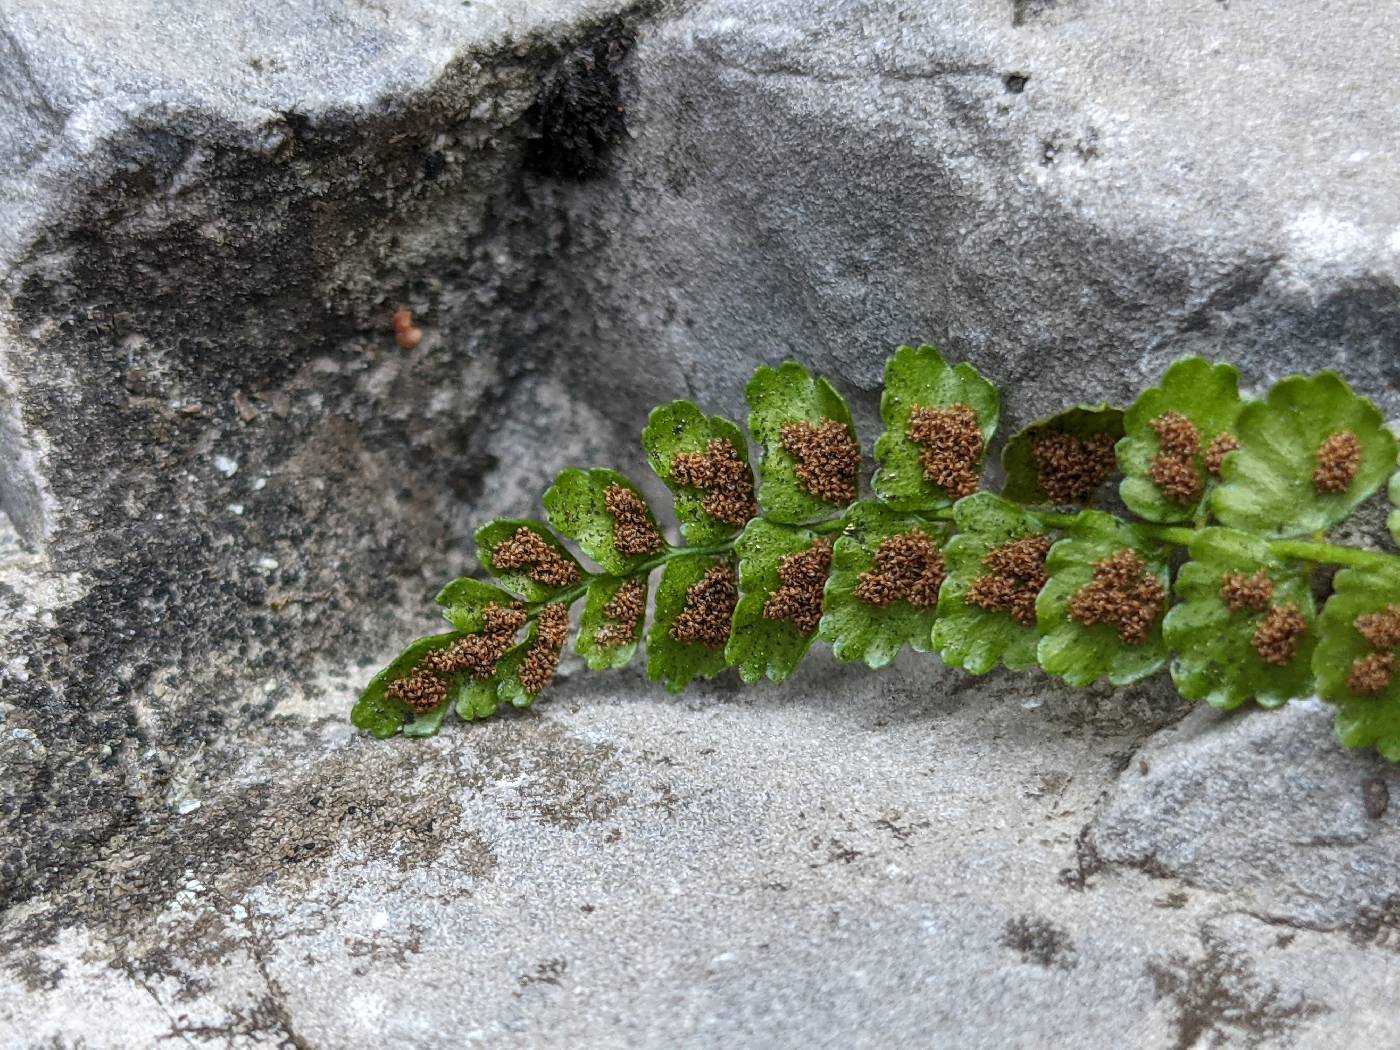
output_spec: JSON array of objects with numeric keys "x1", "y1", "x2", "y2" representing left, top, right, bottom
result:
[
  {"x1": 642, "y1": 401, "x2": 755, "y2": 545},
  {"x1": 543, "y1": 468, "x2": 668, "y2": 574},
  {"x1": 352, "y1": 632, "x2": 467, "y2": 739},
  {"x1": 453, "y1": 671, "x2": 507, "y2": 722},
  {"x1": 405, "y1": 697, "x2": 454, "y2": 736},
  {"x1": 1314, "y1": 563, "x2": 1400, "y2": 760},
  {"x1": 726, "y1": 519, "x2": 828, "y2": 684},
  {"x1": 1117, "y1": 357, "x2": 1243, "y2": 523},
  {"x1": 1001, "y1": 405, "x2": 1124, "y2": 506},
  {"x1": 1389, "y1": 471, "x2": 1400, "y2": 547},
  {"x1": 818, "y1": 500, "x2": 948, "y2": 669},
  {"x1": 576, "y1": 575, "x2": 648, "y2": 671},
  {"x1": 932, "y1": 493, "x2": 1049, "y2": 675},
  {"x1": 1163, "y1": 528, "x2": 1316, "y2": 709},
  {"x1": 873, "y1": 344, "x2": 999, "y2": 510},
  {"x1": 745, "y1": 362, "x2": 859, "y2": 523},
  {"x1": 495, "y1": 611, "x2": 568, "y2": 709},
  {"x1": 1211, "y1": 372, "x2": 1397, "y2": 538},
  {"x1": 435, "y1": 580, "x2": 531, "y2": 721},
  {"x1": 1035, "y1": 510, "x2": 1170, "y2": 686},
  {"x1": 646, "y1": 553, "x2": 736, "y2": 692},
  {"x1": 474, "y1": 519, "x2": 587, "y2": 602},
  {"x1": 435, "y1": 577, "x2": 519, "y2": 632}
]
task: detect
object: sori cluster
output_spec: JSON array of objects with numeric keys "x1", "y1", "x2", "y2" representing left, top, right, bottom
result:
[{"x1": 353, "y1": 347, "x2": 1400, "y2": 761}]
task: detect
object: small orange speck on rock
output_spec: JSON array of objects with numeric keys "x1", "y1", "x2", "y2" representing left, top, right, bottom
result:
[{"x1": 392, "y1": 306, "x2": 424, "y2": 350}]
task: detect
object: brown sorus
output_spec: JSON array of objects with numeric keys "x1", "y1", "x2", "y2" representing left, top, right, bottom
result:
[
  {"x1": 1251, "y1": 603, "x2": 1307, "y2": 666},
  {"x1": 964, "y1": 573, "x2": 1019, "y2": 621},
  {"x1": 763, "y1": 539, "x2": 834, "y2": 635},
  {"x1": 1031, "y1": 432, "x2": 1117, "y2": 504},
  {"x1": 1148, "y1": 452, "x2": 1204, "y2": 505},
  {"x1": 1220, "y1": 569, "x2": 1274, "y2": 612},
  {"x1": 605, "y1": 484, "x2": 665, "y2": 556},
  {"x1": 965, "y1": 533, "x2": 1051, "y2": 627},
  {"x1": 1067, "y1": 548, "x2": 1165, "y2": 646},
  {"x1": 671, "y1": 439, "x2": 758, "y2": 526},
  {"x1": 482, "y1": 603, "x2": 528, "y2": 634},
  {"x1": 386, "y1": 668, "x2": 448, "y2": 714},
  {"x1": 906, "y1": 403, "x2": 983, "y2": 499},
  {"x1": 596, "y1": 580, "x2": 647, "y2": 648},
  {"x1": 1355, "y1": 606, "x2": 1400, "y2": 650},
  {"x1": 779, "y1": 419, "x2": 860, "y2": 505},
  {"x1": 1348, "y1": 651, "x2": 1395, "y2": 697},
  {"x1": 388, "y1": 602, "x2": 527, "y2": 712},
  {"x1": 392, "y1": 306, "x2": 423, "y2": 350},
  {"x1": 492, "y1": 527, "x2": 581, "y2": 587},
  {"x1": 1313, "y1": 430, "x2": 1361, "y2": 494},
  {"x1": 855, "y1": 530, "x2": 946, "y2": 612},
  {"x1": 519, "y1": 603, "x2": 570, "y2": 695},
  {"x1": 671, "y1": 564, "x2": 739, "y2": 649},
  {"x1": 424, "y1": 603, "x2": 528, "y2": 680},
  {"x1": 1150, "y1": 412, "x2": 1202, "y2": 457},
  {"x1": 982, "y1": 533, "x2": 1053, "y2": 580},
  {"x1": 1205, "y1": 433, "x2": 1239, "y2": 479}
]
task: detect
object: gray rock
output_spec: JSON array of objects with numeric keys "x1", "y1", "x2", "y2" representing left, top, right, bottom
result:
[
  {"x1": 0, "y1": 0, "x2": 657, "y2": 912},
  {"x1": 559, "y1": 0, "x2": 1400, "y2": 432},
  {"x1": 3, "y1": 0, "x2": 1400, "y2": 1046},
  {"x1": 1086, "y1": 700, "x2": 1400, "y2": 933}
]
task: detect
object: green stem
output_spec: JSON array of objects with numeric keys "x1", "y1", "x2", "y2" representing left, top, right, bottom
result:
[
  {"x1": 531, "y1": 498, "x2": 1393, "y2": 617},
  {"x1": 1127, "y1": 523, "x2": 1197, "y2": 548},
  {"x1": 527, "y1": 538, "x2": 740, "y2": 612},
  {"x1": 998, "y1": 507, "x2": 1386, "y2": 569},
  {"x1": 808, "y1": 516, "x2": 855, "y2": 535},
  {"x1": 1269, "y1": 539, "x2": 1397, "y2": 571}
]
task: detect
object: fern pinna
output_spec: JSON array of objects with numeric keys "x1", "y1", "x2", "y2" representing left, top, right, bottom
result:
[{"x1": 354, "y1": 347, "x2": 1400, "y2": 760}]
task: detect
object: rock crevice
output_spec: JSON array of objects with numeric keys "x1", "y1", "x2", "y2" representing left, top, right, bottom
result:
[{"x1": 3, "y1": 1, "x2": 1400, "y2": 1043}]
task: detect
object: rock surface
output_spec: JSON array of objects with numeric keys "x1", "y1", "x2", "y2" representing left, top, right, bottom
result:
[
  {"x1": 1087, "y1": 700, "x2": 1400, "y2": 935},
  {"x1": 3, "y1": 0, "x2": 1400, "y2": 1046}
]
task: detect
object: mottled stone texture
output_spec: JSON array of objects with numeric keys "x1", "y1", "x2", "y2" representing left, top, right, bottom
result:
[
  {"x1": 2, "y1": 0, "x2": 1399, "y2": 1046},
  {"x1": 0, "y1": 0, "x2": 660, "y2": 913}
]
